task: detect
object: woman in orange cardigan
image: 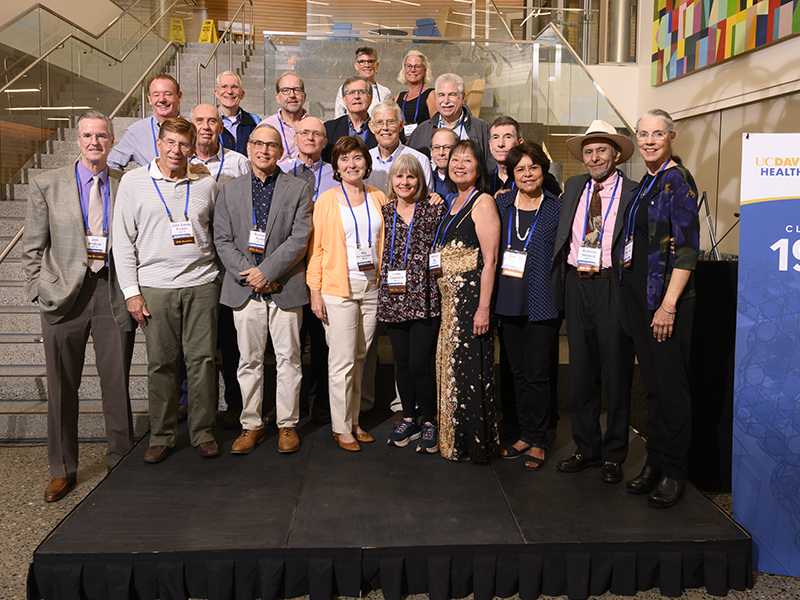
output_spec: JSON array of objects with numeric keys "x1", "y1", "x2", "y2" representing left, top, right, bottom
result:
[{"x1": 307, "y1": 136, "x2": 389, "y2": 451}]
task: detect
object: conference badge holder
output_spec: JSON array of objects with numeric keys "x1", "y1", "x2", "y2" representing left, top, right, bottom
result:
[
  {"x1": 387, "y1": 268, "x2": 407, "y2": 293},
  {"x1": 429, "y1": 250, "x2": 442, "y2": 276},
  {"x1": 576, "y1": 244, "x2": 601, "y2": 273},
  {"x1": 501, "y1": 249, "x2": 526, "y2": 278},
  {"x1": 86, "y1": 235, "x2": 108, "y2": 261},
  {"x1": 248, "y1": 229, "x2": 266, "y2": 254},
  {"x1": 403, "y1": 123, "x2": 418, "y2": 137},
  {"x1": 170, "y1": 220, "x2": 195, "y2": 245},
  {"x1": 356, "y1": 246, "x2": 375, "y2": 272},
  {"x1": 623, "y1": 237, "x2": 633, "y2": 269}
]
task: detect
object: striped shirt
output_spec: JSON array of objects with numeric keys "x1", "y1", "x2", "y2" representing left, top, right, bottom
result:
[{"x1": 113, "y1": 160, "x2": 219, "y2": 297}]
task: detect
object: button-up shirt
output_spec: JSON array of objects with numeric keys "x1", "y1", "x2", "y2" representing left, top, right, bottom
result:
[
  {"x1": 264, "y1": 110, "x2": 308, "y2": 166},
  {"x1": 437, "y1": 110, "x2": 469, "y2": 140},
  {"x1": 568, "y1": 170, "x2": 621, "y2": 270},
  {"x1": 190, "y1": 145, "x2": 251, "y2": 185},
  {"x1": 348, "y1": 116, "x2": 371, "y2": 142},
  {"x1": 365, "y1": 143, "x2": 434, "y2": 195},
  {"x1": 251, "y1": 169, "x2": 279, "y2": 268},
  {"x1": 280, "y1": 157, "x2": 336, "y2": 201},
  {"x1": 222, "y1": 110, "x2": 242, "y2": 145},
  {"x1": 107, "y1": 116, "x2": 167, "y2": 170},
  {"x1": 76, "y1": 161, "x2": 109, "y2": 233}
]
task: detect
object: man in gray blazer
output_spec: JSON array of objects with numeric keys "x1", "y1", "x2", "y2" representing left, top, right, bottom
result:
[
  {"x1": 22, "y1": 110, "x2": 136, "y2": 502},
  {"x1": 213, "y1": 123, "x2": 313, "y2": 454}
]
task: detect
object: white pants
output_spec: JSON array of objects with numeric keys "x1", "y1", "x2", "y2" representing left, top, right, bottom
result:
[
  {"x1": 323, "y1": 278, "x2": 378, "y2": 435},
  {"x1": 232, "y1": 297, "x2": 303, "y2": 430}
]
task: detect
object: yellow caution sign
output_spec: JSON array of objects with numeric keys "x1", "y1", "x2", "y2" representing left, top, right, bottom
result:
[
  {"x1": 169, "y1": 18, "x2": 185, "y2": 44},
  {"x1": 198, "y1": 19, "x2": 218, "y2": 44}
]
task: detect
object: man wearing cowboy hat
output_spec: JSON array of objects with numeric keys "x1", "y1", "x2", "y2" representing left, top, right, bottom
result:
[{"x1": 550, "y1": 120, "x2": 637, "y2": 484}]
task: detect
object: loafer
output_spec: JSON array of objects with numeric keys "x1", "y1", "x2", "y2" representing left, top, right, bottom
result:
[
  {"x1": 600, "y1": 461, "x2": 624, "y2": 484},
  {"x1": 196, "y1": 440, "x2": 220, "y2": 458},
  {"x1": 231, "y1": 429, "x2": 265, "y2": 454},
  {"x1": 626, "y1": 465, "x2": 663, "y2": 495},
  {"x1": 44, "y1": 474, "x2": 77, "y2": 502},
  {"x1": 556, "y1": 453, "x2": 602, "y2": 473},
  {"x1": 222, "y1": 407, "x2": 242, "y2": 430},
  {"x1": 648, "y1": 476, "x2": 686, "y2": 509},
  {"x1": 333, "y1": 433, "x2": 361, "y2": 452},
  {"x1": 278, "y1": 427, "x2": 301, "y2": 453},
  {"x1": 143, "y1": 445, "x2": 170, "y2": 464},
  {"x1": 262, "y1": 407, "x2": 276, "y2": 426},
  {"x1": 354, "y1": 430, "x2": 374, "y2": 443}
]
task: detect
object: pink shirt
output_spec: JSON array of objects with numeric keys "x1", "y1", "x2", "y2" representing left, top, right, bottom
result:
[
  {"x1": 264, "y1": 110, "x2": 308, "y2": 166},
  {"x1": 567, "y1": 170, "x2": 621, "y2": 270}
]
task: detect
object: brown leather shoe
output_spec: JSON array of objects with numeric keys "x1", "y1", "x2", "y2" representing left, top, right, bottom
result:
[
  {"x1": 354, "y1": 430, "x2": 374, "y2": 443},
  {"x1": 44, "y1": 474, "x2": 76, "y2": 502},
  {"x1": 196, "y1": 440, "x2": 220, "y2": 458},
  {"x1": 231, "y1": 429, "x2": 265, "y2": 454},
  {"x1": 143, "y1": 445, "x2": 170, "y2": 463},
  {"x1": 278, "y1": 427, "x2": 300, "y2": 453},
  {"x1": 333, "y1": 433, "x2": 361, "y2": 452},
  {"x1": 392, "y1": 410, "x2": 404, "y2": 426},
  {"x1": 262, "y1": 407, "x2": 277, "y2": 426}
]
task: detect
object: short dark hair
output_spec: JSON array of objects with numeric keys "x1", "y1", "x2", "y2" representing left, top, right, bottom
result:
[
  {"x1": 355, "y1": 46, "x2": 377, "y2": 60},
  {"x1": 147, "y1": 73, "x2": 180, "y2": 95},
  {"x1": 275, "y1": 71, "x2": 305, "y2": 94},
  {"x1": 331, "y1": 136, "x2": 373, "y2": 182},
  {"x1": 504, "y1": 141, "x2": 550, "y2": 179},
  {"x1": 448, "y1": 139, "x2": 491, "y2": 196},
  {"x1": 342, "y1": 75, "x2": 373, "y2": 98},
  {"x1": 158, "y1": 117, "x2": 196, "y2": 146},
  {"x1": 491, "y1": 116, "x2": 521, "y2": 141}
]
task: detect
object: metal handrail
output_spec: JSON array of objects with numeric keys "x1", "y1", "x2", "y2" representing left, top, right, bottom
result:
[
  {"x1": 196, "y1": 0, "x2": 253, "y2": 104},
  {"x1": 0, "y1": 0, "x2": 191, "y2": 96}
]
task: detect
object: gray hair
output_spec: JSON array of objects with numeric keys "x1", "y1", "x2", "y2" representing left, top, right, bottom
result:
[
  {"x1": 275, "y1": 71, "x2": 305, "y2": 94},
  {"x1": 77, "y1": 110, "x2": 114, "y2": 138},
  {"x1": 637, "y1": 108, "x2": 675, "y2": 134},
  {"x1": 342, "y1": 75, "x2": 373, "y2": 98},
  {"x1": 396, "y1": 50, "x2": 433, "y2": 85},
  {"x1": 435, "y1": 73, "x2": 464, "y2": 96},
  {"x1": 215, "y1": 70, "x2": 242, "y2": 90},
  {"x1": 250, "y1": 122, "x2": 284, "y2": 151},
  {"x1": 369, "y1": 99, "x2": 403, "y2": 122},
  {"x1": 430, "y1": 127, "x2": 458, "y2": 146}
]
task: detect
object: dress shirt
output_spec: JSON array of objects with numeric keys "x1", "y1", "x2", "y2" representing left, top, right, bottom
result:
[
  {"x1": 348, "y1": 116, "x2": 371, "y2": 142},
  {"x1": 437, "y1": 111, "x2": 469, "y2": 140},
  {"x1": 222, "y1": 111, "x2": 242, "y2": 145},
  {"x1": 280, "y1": 157, "x2": 337, "y2": 200},
  {"x1": 76, "y1": 161, "x2": 109, "y2": 232},
  {"x1": 251, "y1": 169, "x2": 279, "y2": 267},
  {"x1": 365, "y1": 143, "x2": 434, "y2": 194},
  {"x1": 567, "y1": 170, "x2": 621, "y2": 270},
  {"x1": 107, "y1": 117, "x2": 164, "y2": 170},
  {"x1": 113, "y1": 160, "x2": 219, "y2": 297},
  {"x1": 264, "y1": 110, "x2": 308, "y2": 165},
  {"x1": 190, "y1": 146, "x2": 250, "y2": 185}
]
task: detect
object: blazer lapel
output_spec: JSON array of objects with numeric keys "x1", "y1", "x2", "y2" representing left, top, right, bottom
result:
[
  {"x1": 64, "y1": 163, "x2": 87, "y2": 235},
  {"x1": 263, "y1": 174, "x2": 285, "y2": 241}
]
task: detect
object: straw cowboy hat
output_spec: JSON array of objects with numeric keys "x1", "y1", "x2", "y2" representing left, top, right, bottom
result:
[{"x1": 565, "y1": 120, "x2": 635, "y2": 164}]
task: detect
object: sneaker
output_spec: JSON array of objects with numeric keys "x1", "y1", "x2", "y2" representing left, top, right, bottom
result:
[
  {"x1": 388, "y1": 419, "x2": 421, "y2": 447},
  {"x1": 416, "y1": 422, "x2": 439, "y2": 454}
]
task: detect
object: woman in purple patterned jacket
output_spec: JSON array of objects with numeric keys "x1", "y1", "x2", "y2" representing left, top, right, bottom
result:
[{"x1": 621, "y1": 108, "x2": 700, "y2": 509}]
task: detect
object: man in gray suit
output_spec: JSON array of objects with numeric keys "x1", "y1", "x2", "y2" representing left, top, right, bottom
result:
[
  {"x1": 22, "y1": 110, "x2": 136, "y2": 502},
  {"x1": 213, "y1": 123, "x2": 313, "y2": 454}
]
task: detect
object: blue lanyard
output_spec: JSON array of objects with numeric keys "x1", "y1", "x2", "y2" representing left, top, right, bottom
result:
[
  {"x1": 374, "y1": 84, "x2": 381, "y2": 101},
  {"x1": 390, "y1": 203, "x2": 415, "y2": 266},
  {"x1": 402, "y1": 87, "x2": 424, "y2": 123},
  {"x1": 150, "y1": 118, "x2": 158, "y2": 157},
  {"x1": 151, "y1": 176, "x2": 190, "y2": 221},
  {"x1": 624, "y1": 161, "x2": 670, "y2": 241},
  {"x1": 494, "y1": 168, "x2": 516, "y2": 194},
  {"x1": 277, "y1": 116, "x2": 290, "y2": 157},
  {"x1": 439, "y1": 113, "x2": 465, "y2": 139},
  {"x1": 294, "y1": 160, "x2": 324, "y2": 201},
  {"x1": 341, "y1": 184, "x2": 372, "y2": 248},
  {"x1": 251, "y1": 205, "x2": 261, "y2": 231},
  {"x1": 581, "y1": 173, "x2": 620, "y2": 243},
  {"x1": 215, "y1": 149, "x2": 226, "y2": 182},
  {"x1": 506, "y1": 197, "x2": 542, "y2": 252},
  {"x1": 75, "y1": 164, "x2": 110, "y2": 235},
  {"x1": 432, "y1": 188, "x2": 478, "y2": 248}
]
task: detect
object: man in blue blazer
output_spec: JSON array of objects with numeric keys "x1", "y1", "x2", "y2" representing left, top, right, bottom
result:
[{"x1": 213, "y1": 123, "x2": 313, "y2": 454}]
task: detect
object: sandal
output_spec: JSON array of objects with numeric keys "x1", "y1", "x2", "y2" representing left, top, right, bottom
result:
[
  {"x1": 501, "y1": 444, "x2": 530, "y2": 459},
  {"x1": 523, "y1": 451, "x2": 546, "y2": 471}
]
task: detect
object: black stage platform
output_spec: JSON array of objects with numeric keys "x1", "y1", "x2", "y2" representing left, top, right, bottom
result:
[{"x1": 28, "y1": 411, "x2": 752, "y2": 600}]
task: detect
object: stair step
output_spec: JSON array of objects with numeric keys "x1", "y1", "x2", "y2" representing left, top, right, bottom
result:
[
  {"x1": 0, "y1": 262, "x2": 24, "y2": 281},
  {"x1": 0, "y1": 374, "x2": 148, "y2": 401},
  {"x1": 0, "y1": 239, "x2": 23, "y2": 260},
  {"x1": 0, "y1": 339, "x2": 149, "y2": 366},
  {"x1": 0, "y1": 201, "x2": 27, "y2": 218},
  {"x1": 3, "y1": 184, "x2": 29, "y2": 201},
  {"x1": 0, "y1": 219, "x2": 24, "y2": 237},
  {"x1": 39, "y1": 154, "x2": 79, "y2": 168},
  {"x1": 0, "y1": 364, "x2": 149, "y2": 377}
]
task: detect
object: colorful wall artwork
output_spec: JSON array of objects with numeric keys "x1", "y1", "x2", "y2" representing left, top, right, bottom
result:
[{"x1": 651, "y1": 0, "x2": 800, "y2": 85}]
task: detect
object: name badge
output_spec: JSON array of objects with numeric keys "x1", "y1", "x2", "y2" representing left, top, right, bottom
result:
[
  {"x1": 248, "y1": 229, "x2": 266, "y2": 254},
  {"x1": 623, "y1": 237, "x2": 634, "y2": 269},
  {"x1": 86, "y1": 235, "x2": 108, "y2": 261},
  {"x1": 170, "y1": 220, "x2": 195, "y2": 245},
  {"x1": 429, "y1": 250, "x2": 442, "y2": 275},
  {"x1": 355, "y1": 246, "x2": 375, "y2": 272},
  {"x1": 501, "y1": 249, "x2": 526, "y2": 278},
  {"x1": 576, "y1": 245, "x2": 601, "y2": 273},
  {"x1": 403, "y1": 123, "x2": 418, "y2": 137},
  {"x1": 387, "y1": 269, "x2": 407, "y2": 293}
]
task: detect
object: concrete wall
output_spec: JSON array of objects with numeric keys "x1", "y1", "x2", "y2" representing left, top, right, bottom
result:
[{"x1": 1, "y1": 0, "x2": 122, "y2": 39}]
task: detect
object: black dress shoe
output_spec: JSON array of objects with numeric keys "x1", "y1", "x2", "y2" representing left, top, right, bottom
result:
[
  {"x1": 626, "y1": 465, "x2": 663, "y2": 495},
  {"x1": 600, "y1": 461, "x2": 623, "y2": 483},
  {"x1": 648, "y1": 476, "x2": 686, "y2": 508},
  {"x1": 556, "y1": 453, "x2": 602, "y2": 473}
]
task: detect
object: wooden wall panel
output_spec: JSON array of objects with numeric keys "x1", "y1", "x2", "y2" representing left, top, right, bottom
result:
[{"x1": 198, "y1": 0, "x2": 307, "y2": 41}]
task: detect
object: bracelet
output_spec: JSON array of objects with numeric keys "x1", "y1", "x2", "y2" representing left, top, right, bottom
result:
[{"x1": 659, "y1": 305, "x2": 676, "y2": 315}]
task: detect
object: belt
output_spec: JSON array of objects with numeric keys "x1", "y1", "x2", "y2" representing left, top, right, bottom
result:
[{"x1": 569, "y1": 265, "x2": 613, "y2": 279}]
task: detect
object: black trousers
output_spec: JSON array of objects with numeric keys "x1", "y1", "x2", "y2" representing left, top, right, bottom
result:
[
  {"x1": 300, "y1": 303, "x2": 330, "y2": 410},
  {"x1": 386, "y1": 317, "x2": 440, "y2": 424},
  {"x1": 564, "y1": 270, "x2": 634, "y2": 463},
  {"x1": 622, "y1": 271, "x2": 695, "y2": 480},
  {"x1": 498, "y1": 316, "x2": 560, "y2": 448}
]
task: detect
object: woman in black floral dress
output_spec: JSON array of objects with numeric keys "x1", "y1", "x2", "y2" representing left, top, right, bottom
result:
[
  {"x1": 377, "y1": 154, "x2": 447, "y2": 452},
  {"x1": 435, "y1": 139, "x2": 501, "y2": 462}
]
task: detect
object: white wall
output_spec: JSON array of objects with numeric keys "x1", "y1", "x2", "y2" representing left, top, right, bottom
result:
[
  {"x1": 587, "y1": 63, "x2": 640, "y2": 127},
  {"x1": 1, "y1": 0, "x2": 122, "y2": 39}
]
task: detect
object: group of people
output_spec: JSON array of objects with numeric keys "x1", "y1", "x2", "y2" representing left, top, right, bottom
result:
[{"x1": 22, "y1": 44, "x2": 699, "y2": 510}]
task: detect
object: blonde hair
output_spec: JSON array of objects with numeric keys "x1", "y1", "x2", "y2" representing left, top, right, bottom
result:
[
  {"x1": 396, "y1": 50, "x2": 432, "y2": 85},
  {"x1": 387, "y1": 154, "x2": 429, "y2": 203}
]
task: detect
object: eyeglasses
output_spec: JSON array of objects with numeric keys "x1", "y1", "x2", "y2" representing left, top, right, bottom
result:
[
  {"x1": 404, "y1": 64, "x2": 424, "y2": 71},
  {"x1": 372, "y1": 119, "x2": 399, "y2": 130},
  {"x1": 431, "y1": 144, "x2": 454, "y2": 153},
  {"x1": 356, "y1": 59, "x2": 376, "y2": 66},
  {"x1": 161, "y1": 138, "x2": 192, "y2": 152},
  {"x1": 249, "y1": 140, "x2": 281, "y2": 150},
  {"x1": 79, "y1": 133, "x2": 110, "y2": 142},
  {"x1": 296, "y1": 129, "x2": 326, "y2": 139},
  {"x1": 636, "y1": 131, "x2": 669, "y2": 140},
  {"x1": 344, "y1": 88, "x2": 370, "y2": 97},
  {"x1": 278, "y1": 86, "x2": 304, "y2": 96}
]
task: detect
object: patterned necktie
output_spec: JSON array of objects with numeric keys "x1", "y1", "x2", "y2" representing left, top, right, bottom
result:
[
  {"x1": 87, "y1": 175, "x2": 104, "y2": 273},
  {"x1": 585, "y1": 182, "x2": 603, "y2": 237}
]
